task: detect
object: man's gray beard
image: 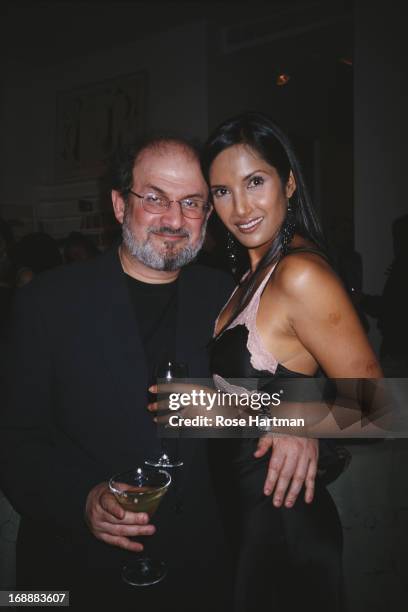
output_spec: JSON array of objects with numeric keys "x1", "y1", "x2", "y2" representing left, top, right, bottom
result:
[{"x1": 122, "y1": 212, "x2": 208, "y2": 271}]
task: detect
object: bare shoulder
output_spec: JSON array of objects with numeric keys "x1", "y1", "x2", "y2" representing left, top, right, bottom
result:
[{"x1": 272, "y1": 251, "x2": 342, "y2": 300}]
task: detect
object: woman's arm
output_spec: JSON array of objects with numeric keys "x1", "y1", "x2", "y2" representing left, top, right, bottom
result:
[
  {"x1": 276, "y1": 254, "x2": 383, "y2": 434},
  {"x1": 255, "y1": 254, "x2": 382, "y2": 507},
  {"x1": 277, "y1": 253, "x2": 382, "y2": 378}
]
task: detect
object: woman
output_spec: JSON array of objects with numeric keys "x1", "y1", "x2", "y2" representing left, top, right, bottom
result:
[{"x1": 201, "y1": 112, "x2": 382, "y2": 612}]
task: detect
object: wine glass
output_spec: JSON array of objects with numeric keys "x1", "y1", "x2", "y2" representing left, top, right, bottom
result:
[
  {"x1": 109, "y1": 466, "x2": 171, "y2": 586},
  {"x1": 145, "y1": 359, "x2": 188, "y2": 469}
]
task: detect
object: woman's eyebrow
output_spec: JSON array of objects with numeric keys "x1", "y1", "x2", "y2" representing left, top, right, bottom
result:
[
  {"x1": 243, "y1": 169, "x2": 266, "y2": 181},
  {"x1": 211, "y1": 169, "x2": 267, "y2": 189}
]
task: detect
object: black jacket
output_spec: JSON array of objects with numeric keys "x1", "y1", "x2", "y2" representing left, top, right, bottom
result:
[{"x1": 0, "y1": 248, "x2": 235, "y2": 603}]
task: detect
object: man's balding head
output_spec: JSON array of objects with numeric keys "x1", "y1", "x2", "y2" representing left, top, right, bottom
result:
[
  {"x1": 112, "y1": 136, "x2": 201, "y2": 201},
  {"x1": 111, "y1": 136, "x2": 211, "y2": 276}
]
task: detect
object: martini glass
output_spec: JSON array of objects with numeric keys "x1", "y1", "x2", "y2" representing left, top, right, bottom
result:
[
  {"x1": 109, "y1": 466, "x2": 171, "y2": 586},
  {"x1": 145, "y1": 360, "x2": 188, "y2": 469}
]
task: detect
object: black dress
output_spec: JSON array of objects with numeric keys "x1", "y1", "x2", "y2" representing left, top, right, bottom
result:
[{"x1": 209, "y1": 251, "x2": 344, "y2": 612}]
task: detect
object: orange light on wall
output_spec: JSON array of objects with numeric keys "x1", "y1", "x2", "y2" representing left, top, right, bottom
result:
[{"x1": 276, "y1": 73, "x2": 291, "y2": 86}]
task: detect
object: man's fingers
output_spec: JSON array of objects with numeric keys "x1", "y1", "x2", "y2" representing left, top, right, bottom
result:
[
  {"x1": 304, "y1": 458, "x2": 318, "y2": 504},
  {"x1": 149, "y1": 398, "x2": 174, "y2": 414},
  {"x1": 264, "y1": 451, "x2": 285, "y2": 496},
  {"x1": 102, "y1": 511, "x2": 150, "y2": 526},
  {"x1": 85, "y1": 483, "x2": 155, "y2": 554},
  {"x1": 100, "y1": 501, "x2": 149, "y2": 526},
  {"x1": 254, "y1": 435, "x2": 274, "y2": 458},
  {"x1": 154, "y1": 382, "x2": 197, "y2": 395},
  {"x1": 271, "y1": 456, "x2": 298, "y2": 507},
  {"x1": 262, "y1": 438, "x2": 319, "y2": 507},
  {"x1": 282, "y1": 457, "x2": 309, "y2": 508},
  {"x1": 154, "y1": 410, "x2": 176, "y2": 425},
  {"x1": 151, "y1": 399, "x2": 183, "y2": 422},
  {"x1": 99, "y1": 494, "x2": 150, "y2": 524},
  {"x1": 99, "y1": 492, "x2": 126, "y2": 519},
  {"x1": 97, "y1": 521, "x2": 155, "y2": 538},
  {"x1": 99, "y1": 534, "x2": 144, "y2": 552}
]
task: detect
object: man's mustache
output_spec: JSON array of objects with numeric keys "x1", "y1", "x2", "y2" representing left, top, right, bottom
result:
[{"x1": 148, "y1": 226, "x2": 191, "y2": 238}]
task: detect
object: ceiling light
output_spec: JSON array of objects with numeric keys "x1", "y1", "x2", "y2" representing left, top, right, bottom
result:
[{"x1": 276, "y1": 73, "x2": 291, "y2": 86}]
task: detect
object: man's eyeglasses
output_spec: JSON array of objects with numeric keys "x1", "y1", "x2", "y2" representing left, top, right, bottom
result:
[{"x1": 127, "y1": 190, "x2": 209, "y2": 220}]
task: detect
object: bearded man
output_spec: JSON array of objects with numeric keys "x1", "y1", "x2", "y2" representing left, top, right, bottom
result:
[{"x1": 0, "y1": 138, "x2": 235, "y2": 610}]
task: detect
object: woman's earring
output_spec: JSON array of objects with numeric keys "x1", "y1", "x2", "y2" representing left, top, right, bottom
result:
[
  {"x1": 281, "y1": 201, "x2": 296, "y2": 254},
  {"x1": 226, "y1": 232, "x2": 238, "y2": 275}
]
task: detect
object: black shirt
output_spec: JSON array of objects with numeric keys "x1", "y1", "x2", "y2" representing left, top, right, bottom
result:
[{"x1": 124, "y1": 273, "x2": 178, "y2": 383}]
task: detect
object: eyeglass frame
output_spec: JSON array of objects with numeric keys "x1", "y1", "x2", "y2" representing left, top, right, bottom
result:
[{"x1": 126, "y1": 189, "x2": 211, "y2": 219}]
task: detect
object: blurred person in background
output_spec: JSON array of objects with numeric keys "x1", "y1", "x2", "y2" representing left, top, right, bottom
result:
[
  {"x1": 362, "y1": 214, "x2": 408, "y2": 375},
  {"x1": 63, "y1": 231, "x2": 100, "y2": 264},
  {"x1": 10, "y1": 232, "x2": 62, "y2": 287}
]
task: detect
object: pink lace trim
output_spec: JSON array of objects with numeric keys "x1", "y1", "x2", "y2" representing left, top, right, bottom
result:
[{"x1": 214, "y1": 266, "x2": 279, "y2": 374}]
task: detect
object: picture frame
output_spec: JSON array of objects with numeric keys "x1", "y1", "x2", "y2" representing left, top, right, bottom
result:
[{"x1": 55, "y1": 71, "x2": 147, "y2": 181}]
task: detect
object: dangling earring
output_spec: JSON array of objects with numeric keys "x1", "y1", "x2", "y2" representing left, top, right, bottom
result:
[
  {"x1": 226, "y1": 232, "x2": 238, "y2": 275},
  {"x1": 281, "y1": 200, "x2": 296, "y2": 254}
]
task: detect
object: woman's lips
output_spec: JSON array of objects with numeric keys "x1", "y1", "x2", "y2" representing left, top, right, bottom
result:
[{"x1": 235, "y1": 217, "x2": 263, "y2": 233}]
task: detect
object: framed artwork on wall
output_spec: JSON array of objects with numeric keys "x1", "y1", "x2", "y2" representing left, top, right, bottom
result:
[{"x1": 55, "y1": 71, "x2": 147, "y2": 182}]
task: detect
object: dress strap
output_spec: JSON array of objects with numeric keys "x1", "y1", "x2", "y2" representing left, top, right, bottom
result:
[
  {"x1": 228, "y1": 263, "x2": 277, "y2": 329},
  {"x1": 213, "y1": 266, "x2": 275, "y2": 336}
]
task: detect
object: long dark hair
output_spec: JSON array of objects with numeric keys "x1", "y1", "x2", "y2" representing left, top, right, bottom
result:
[{"x1": 201, "y1": 111, "x2": 328, "y2": 334}]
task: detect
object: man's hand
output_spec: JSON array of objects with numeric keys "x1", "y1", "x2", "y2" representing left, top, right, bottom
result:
[
  {"x1": 148, "y1": 382, "x2": 239, "y2": 422},
  {"x1": 254, "y1": 435, "x2": 318, "y2": 507},
  {"x1": 85, "y1": 482, "x2": 155, "y2": 551}
]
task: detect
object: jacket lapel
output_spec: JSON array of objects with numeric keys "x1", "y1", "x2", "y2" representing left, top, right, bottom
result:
[
  {"x1": 174, "y1": 266, "x2": 213, "y2": 482},
  {"x1": 97, "y1": 249, "x2": 154, "y2": 439},
  {"x1": 96, "y1": 254, "x2": 211, "y2": 473}
]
